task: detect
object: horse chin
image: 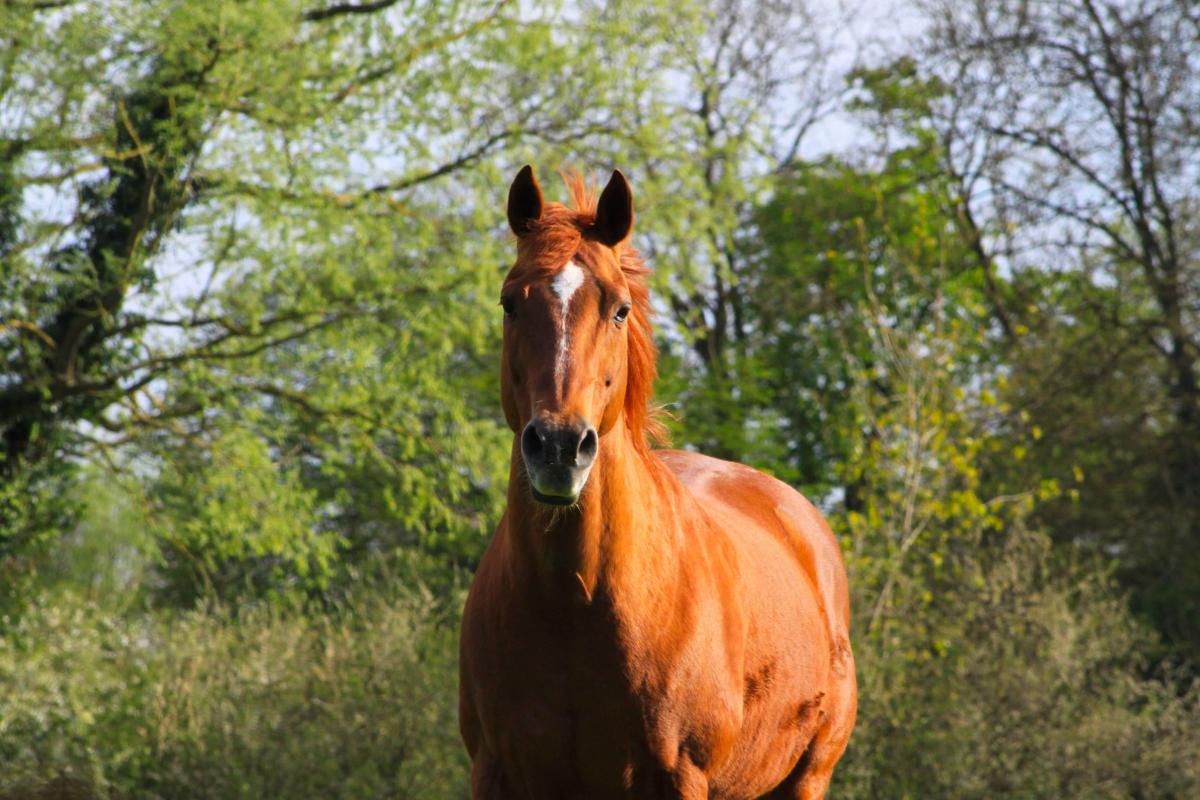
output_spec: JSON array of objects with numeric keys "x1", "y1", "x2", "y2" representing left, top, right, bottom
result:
[
  {"x1": 529, "y1": 486, "x2": 580, "y2": 507},
  {"x1": 526, "y1": 465, "x2": 592, "y2": 507}
]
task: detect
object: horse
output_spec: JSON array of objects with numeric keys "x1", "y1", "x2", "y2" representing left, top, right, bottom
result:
[{"x1": 458, "y1": 165, "x2": 857, "y2": 799}]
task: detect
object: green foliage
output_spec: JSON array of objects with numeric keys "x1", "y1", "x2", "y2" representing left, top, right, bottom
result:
[
  {"x1": 812, "y1": 249, "x2": 1200, "y2": 798},
  {"x1": 1, "y1": 0, "x2": 1198, "y2": 796},
  {"x1": 837, "y1": 530, "x2": 1200, "y2": 799},
  {"x1": 27, "y1": 468, "x2": 155, "y2": 606},
  {"x1": 748, "y1": 154, "x2": 984, "y2": 491},
  {"x1": 833, "y1": 289, "x2": 1013, "y2": 648},
  {"x1": 0, "y1": 587, "x2": 467, "y2": 799},
  {"x1": 906, "y1": 0, "x2": 1200, "y2": 658},
  {"x1": 152, "y1": 427, "x2": 336, "y2": 604},
  {"x1": 0, "y1": 0, "x2": 635, "y2": 592},
  {"x1": 995, "y1": 257, "x2": 1200, "y2": 660}
]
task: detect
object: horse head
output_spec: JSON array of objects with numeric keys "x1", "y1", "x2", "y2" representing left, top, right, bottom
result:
[{"x1": 499, "y1": 165, "x2": 659, "y2": 505}]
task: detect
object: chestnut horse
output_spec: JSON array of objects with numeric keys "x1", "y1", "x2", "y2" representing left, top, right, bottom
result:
[{"x1": 459, "y1": 166, "x2": 856, "y2": 799}]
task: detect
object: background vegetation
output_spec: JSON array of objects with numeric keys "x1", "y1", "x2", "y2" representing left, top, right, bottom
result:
[{"x1": 1, "y1": 0, "x2": 1197, "y2": 797}]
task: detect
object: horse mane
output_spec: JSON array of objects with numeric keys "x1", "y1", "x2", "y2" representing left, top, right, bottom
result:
[{"x1": 503, "y1": 171, "x2": 666, "y2": 453}]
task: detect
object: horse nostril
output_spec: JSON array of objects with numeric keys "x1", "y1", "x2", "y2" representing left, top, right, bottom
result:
[
  {"x1": 521, "y1": 421, "x2": 545, "y2": 464},
  {"x1": 577, "y1": 427, "x2": 598, "y2": 466}
]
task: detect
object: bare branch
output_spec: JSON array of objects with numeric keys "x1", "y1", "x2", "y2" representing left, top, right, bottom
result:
[{"x1": 301, "y1": 0, "x2": 400, "y2": 23}]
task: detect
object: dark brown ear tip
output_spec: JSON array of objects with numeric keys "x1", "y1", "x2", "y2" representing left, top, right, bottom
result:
[
  {"x1": 605, "y1": 168, "x2": 631, "y2": 191},
  {"x1": 511, "y1": 164, "x2": 539, "y2": 190},
  {"x1": 600, "y1": 168, "x2": 633, "y2": 201},
  {"x1": 595, "y1": 167, "x2": 634, "y2": 246},
  {"x1": 508, "y1": 164, "x2": 543, "y2": 236}
]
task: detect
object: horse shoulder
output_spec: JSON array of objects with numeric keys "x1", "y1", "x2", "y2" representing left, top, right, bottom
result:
[{"x1": 655, "y1": 450, "x2": 850, "y2": 637}]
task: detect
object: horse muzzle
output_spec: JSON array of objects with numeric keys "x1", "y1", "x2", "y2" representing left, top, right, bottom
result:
[{"x1": 520, "y1": 416, "x2": 598, "y2": 505}]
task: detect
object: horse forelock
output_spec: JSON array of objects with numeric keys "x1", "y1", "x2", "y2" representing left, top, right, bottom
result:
[{"x1": 502, "y1": 172, "x2": 666, "y2": 452}]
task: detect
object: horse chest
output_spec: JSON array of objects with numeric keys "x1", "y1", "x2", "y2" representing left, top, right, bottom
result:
[{"x1": 476, "y1": 586, "x2": 739, "y2": 795}]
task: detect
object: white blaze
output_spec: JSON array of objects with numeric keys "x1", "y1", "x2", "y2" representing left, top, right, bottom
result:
[{"x1": 550, "y1": 260, "x2": 585, "y2": 387}]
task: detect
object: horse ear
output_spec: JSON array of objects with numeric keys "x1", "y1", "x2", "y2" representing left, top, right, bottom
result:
[
  {"x1": 507, "y1": 164, "x2": 543, "y2": 237},
  {"x1": 594, "y1": 169, "x2": 633, "y2": 246}
]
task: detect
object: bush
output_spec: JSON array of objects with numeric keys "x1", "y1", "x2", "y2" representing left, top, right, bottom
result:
[
  {"x1": 834, "y1": 531, "x2": 1200, "y2": 799},
  {"x1": 824, "y1": 291, "x2": 1200, "y2": 798},
  {"x1": 0, "y1": 587, "x2": 469, "y2": 799}
]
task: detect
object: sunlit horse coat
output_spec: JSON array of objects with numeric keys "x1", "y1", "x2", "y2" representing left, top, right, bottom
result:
[{"x1": 459, "y1": 166, "x2": 856, "y2": 799}]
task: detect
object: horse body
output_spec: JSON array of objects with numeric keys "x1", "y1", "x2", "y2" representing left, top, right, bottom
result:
[
  {"x1": 459, "y1": 167, "x2": 855, "y2": 799},
  {"x1": 656, "y1": 451, "x2": 856, "y2": 798}
]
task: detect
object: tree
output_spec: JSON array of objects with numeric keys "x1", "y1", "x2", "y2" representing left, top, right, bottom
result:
[
  {"x1": 0, "y1": 0, "x2": 670, "y2": 596},
  {"x1": 824, "y1": 214, "x2": 1200, "y2": 800},
  {"x1": 915, "y1": 0, "x2": 1200, "y2": 657},
  {"x1": 568, "y1": 0, "x2": 848, "y2": 463},
  {"x1": 655, "y1": 59, "x2": 987, "y2": 502},
  {"x1": 745, "y1": 148, "x2": 984, "y2": 495}
]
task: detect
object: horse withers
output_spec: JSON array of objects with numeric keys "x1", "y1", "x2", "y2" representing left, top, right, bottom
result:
[{"x1": 458, "y1": 165, "x2": 857, "y2": 799}]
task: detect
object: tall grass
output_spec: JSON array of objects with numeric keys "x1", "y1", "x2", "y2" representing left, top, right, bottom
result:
[
  {"x1": 0, "y1": 588, "x2": 469, "y2": 799},
  {"x1": 836, "y1": 532, "x2": 1200, "y2": 799},
  {"x1": 2, "y1": 538, "x2": 1196, "y2": 798}
]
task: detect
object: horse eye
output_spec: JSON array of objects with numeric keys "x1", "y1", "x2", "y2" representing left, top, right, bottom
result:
[
  {"x1": 500, "y1": 295, "x2": 516, "y2": 318},
  {"x1": 614, "y1": 302, "x2": 632, "y2": 324}
]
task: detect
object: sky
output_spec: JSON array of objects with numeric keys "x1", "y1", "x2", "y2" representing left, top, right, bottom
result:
[{"x1": 801, "y1": 0, "x2": 928, "y2": 158}]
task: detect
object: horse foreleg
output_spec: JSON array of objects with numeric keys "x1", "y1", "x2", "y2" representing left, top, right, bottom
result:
[
  {"x1": 631, "y1": 759, "x2": 709, "y2": 800},
  {"x1": 767, "y1": 653, "x2": 858, "y2": 800},
  {"x1": 470, "y1": 749, "x2": 513, "y2": 800},
  {"x1": 674, "y1": 761, "x2": 710, "y2": 800}
]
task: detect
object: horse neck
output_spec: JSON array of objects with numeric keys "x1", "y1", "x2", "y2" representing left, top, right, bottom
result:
[{"x1": 505, "y1": 417, "x2": 677, "y2": 604}]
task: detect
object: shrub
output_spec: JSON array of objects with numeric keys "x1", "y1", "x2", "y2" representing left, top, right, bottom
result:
[
  {"x1": 834, "y1": 527, "x2": 1200, "y2": 799},
  {"x1": 0, "y1": 587, "x2": 468, "y2": 799}
]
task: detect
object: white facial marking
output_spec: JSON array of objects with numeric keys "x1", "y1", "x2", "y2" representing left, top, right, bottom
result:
[{"x1": 551, "y1": 261, "x2": 585, "y2": 386}]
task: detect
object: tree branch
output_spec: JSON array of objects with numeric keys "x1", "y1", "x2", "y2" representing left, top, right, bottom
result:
[{"x1": 301, "y1": 0, "x2": 399, "y2": 23}]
